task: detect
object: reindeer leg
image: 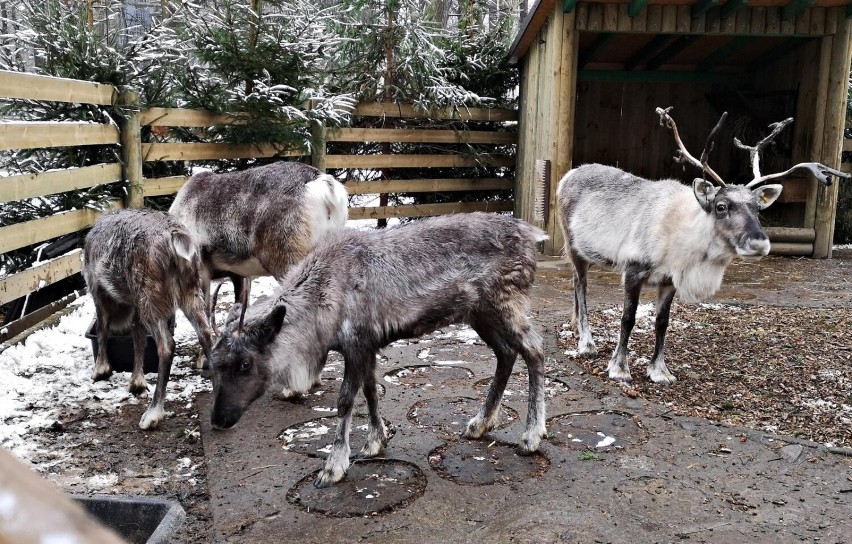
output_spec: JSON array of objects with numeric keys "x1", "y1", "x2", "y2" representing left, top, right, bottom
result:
[
  {"x1": 127, "y1": 320, "x2": 149, "y2": 395},
  {"x1": 356, "y1": 354, "x2": 388, "y2": 459},
  {"x1": 647, "y1": 283, "x2": 678, "y2": 384},
  {"x1": 139, "y1": 320, "x2": 175, "y2": 430},
  {"x1": 315, "y1": 350, "x2": 366, "y2": 487},
  {"x1": 464, "y1": 314, "x2": 518, "y2": 440},
  {"x1": 181, "y1": 286, "x2": 214, "y2": 370},
  {"x1": 570, "y1": 251, "x2": 597, "y2": 357},
  {"x1": 517, "y1": 323, "x2": 547, "y2": 454},
  {"x1": 91, "y1": 301, "x2": 114, "y2": 382},
  {"x1": 607, "y1": 264, "x2": 648, "y2": 383}
]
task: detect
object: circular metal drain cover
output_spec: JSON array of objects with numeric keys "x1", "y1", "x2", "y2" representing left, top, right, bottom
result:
[
  {"x1": 407, "y1": 397, "x2": 519, "y2": 438},
  {"x1": 546, "y1": 411, "x2": 645, "y2": 452},
  {"x1": 383, "y1": 365, "x2": 474, "y2": 390},
  {"x1": 472, "y1": 373, "x2": 570, "y2": 400},
  {"x1": 428, "y1": 440, "x2": 550, "y2": 485},
  {"x1": 278, "y1": 416, "x2": 395, "y2": 458},
  {"x1": 287, "y1": 459, "x2": 427, "y2": 517}
]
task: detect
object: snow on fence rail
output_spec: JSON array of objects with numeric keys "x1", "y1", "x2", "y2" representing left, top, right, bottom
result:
[{"x1": 0, "y1": 69, "x2": 517, "y2": 340}]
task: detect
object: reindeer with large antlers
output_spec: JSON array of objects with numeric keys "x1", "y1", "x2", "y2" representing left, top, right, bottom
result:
[{"x1": 557, "y1": 106, "x2": 850, "y2": 384}]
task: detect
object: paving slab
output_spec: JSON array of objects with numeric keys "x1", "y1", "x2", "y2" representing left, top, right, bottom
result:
[{"x1": 199, "y1": 255, "x2": 852, "y2": 543}]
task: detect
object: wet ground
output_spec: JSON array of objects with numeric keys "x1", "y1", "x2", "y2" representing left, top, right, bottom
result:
[{"x1": 194, "y1": 251, "x2": 852, "y2": 543}]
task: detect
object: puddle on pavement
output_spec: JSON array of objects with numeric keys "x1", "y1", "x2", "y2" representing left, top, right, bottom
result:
[
  {"x1": 383, "y1": 364, "x2": 474, "y2": 390},
  {"x1": 546, "y1": 411, "x2": 646, "y2": 452},
  {"x1": 286, "y1": 459, "x2": 427, "y2": 517},
  {"x1": 278, "y1": 416, "x2": 395, "y2": 458},
  {"x1": 407, "y1": 397, "x2": 519, "y2": 438},
  {"x1": 428, "y1": 440, "x2": 550, "y2": 485},
  {"x1": 472, "y1": 373, "x2": 570, "y2": 400}
]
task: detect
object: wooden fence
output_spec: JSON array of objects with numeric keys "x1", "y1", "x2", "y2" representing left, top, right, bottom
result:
[{"x1": 0, "y1": 70, "x2": 516, "y2": 340}]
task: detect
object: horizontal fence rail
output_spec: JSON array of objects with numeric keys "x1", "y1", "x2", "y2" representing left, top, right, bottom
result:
[
  {"x1": 142, "y1": 142, "x2": 307, "y2": 162},
  {"x1": 0, "y1": 70, "x2": 116, "y2": 106},
  {"x1": 0, "y1": 250, "x2": 83, "y2": 307},
  {"x1": 0, "y1": 163, "x2": 122, "y2": 203},
  {"x1": 0, "y1": 122, "x2": 119, "y2": 150},
  {"x1": 348, "y1": 200, "x2": 514, "y2": 220}
]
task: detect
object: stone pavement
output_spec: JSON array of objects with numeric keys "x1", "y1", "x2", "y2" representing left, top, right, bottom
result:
[{"x1": 198, "y1": 256, "x2": 852, "y2": 543}]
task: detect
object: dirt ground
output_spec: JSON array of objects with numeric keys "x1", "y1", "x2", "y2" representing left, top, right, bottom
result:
[{"x1": 26, "y1": 249, "x2": 852, "y2": 543}]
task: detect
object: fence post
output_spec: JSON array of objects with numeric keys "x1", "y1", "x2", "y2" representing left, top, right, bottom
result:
[
  {"x1": 118, "y1": 89, "x2": 143, "y2": 208},
  {"x1": 311, "y1": 120, "x2": 326, "y2": 173}
]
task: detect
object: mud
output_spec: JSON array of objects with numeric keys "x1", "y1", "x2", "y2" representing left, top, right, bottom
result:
[{"x1": 23, "y1": 249, "x2": 852, "y2": 543}]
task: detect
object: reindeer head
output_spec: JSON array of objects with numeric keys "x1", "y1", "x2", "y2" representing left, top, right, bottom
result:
[
  {"x1": 209, "y1": 303, "x2": 286, "y2": 429},
  {"x1": 656, "y1": 106, "x2": 850, "y2": 260}
]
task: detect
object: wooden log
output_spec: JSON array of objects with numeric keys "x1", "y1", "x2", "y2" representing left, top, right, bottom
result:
[
  {"x1": 141, "y1": 175, "x2": 189, "y2": 197},
  {"x1": 141, "y1": 142, "x2": 307, "y2": 161},
  {"x1": 588, "y1": 3, "x2": 604, "y2": 30},
  {"x1": 324, "y1": 154, "x2": 515, "y2": 169},
  {"x1": 140, "y1": 107, "x2": 239, "y2": 127},
  {"x1": 0, "y1": 69, "x2": 116, "y2": 106},
  {"x1": 765, "y1": 227, "x2": 816, "y2": 243},
  {"x1": 661, "y1": 5, "x2": 678, "y2": 32},
  {"x1": 0, "y1": 250, "x2": 82, "y2": 306},
  {"x1": 119, "y1": 89, "x2": 143, "y2": 208},
  {"x1": 813, "y1": 18, "x2": 852, "y2": 258},
  {"x1": 348, "y1": 200, "x2": 513, "y2": 220},
  {"x1": 804, "y1": 36, "x2": 834, "y2": 229},
  {"x1": 0, "y1": 163, "x2": 122, "y2": 203},
  {"x1": 676, "y1": 5, "x2": 691, "y2": 31},
  {"x1": 0, "y1": 447, "x2": 125, "y2": 544},
  {"x1": 311, "y1": 122, "x2": 327, "y2": 172},
  {"x1": 352, "y1": 103, "x2": 517, "y2": 121},
  {"x1": 0, "y1": 200, "x2": 121, "y2": 254},
  {"x1": 344, "y1": 178, "x2": 513, "y2": 195},
  {"x1": 769, "y1": 242, "x2": 813, "y2": 255},
  {"x1": 604, "y1": 4, "x2": 620, "y2": 31},
  {"x1": 0, "y1": 122, "x2": 119, "y2": 151},
  {"x1": 325, "y1": 127, "x2": 516, "y2": 144},
  {"x1": 751, "y1": 7, "x2": 767, "y2": 33}
]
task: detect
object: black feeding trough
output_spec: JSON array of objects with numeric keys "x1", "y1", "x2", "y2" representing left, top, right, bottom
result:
[
  {"x1": 85, "y1": 318, "x2": 175, "y2": 374},
  {"x1": 72, "y1": 495, "x2": 185, "y2": 544}
]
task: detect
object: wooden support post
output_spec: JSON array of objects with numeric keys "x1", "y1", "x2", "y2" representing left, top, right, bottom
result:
[
  {"x1": 812, "y1": 18, "x2": 852, "y2": 258},
  {"x1": 119, "y1": 89, "x2": 143, "y2": 208},
  {"x1": 311, "y1": 121, "x2": 326, "y2": 173},
  {"x1": 804, "y1": 36, "x2": 833, "y2": 229}
]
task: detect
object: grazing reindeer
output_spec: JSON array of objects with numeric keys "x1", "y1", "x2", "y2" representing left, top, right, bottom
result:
[
  {"x1": 169, "y1": 161, "x2": 348, "y2": 326},
  {"x1": 208, "y1": 213, "x2": 549, "y2": 487},
  {"x1": 558, "y1": 107, "x2": 850, "y2": 384},
  {"x1": 83, "y1": 209, "x2": 214, "y2": 430}
]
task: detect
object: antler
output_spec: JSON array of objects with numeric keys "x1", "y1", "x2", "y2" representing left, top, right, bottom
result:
[
  {"x1": 744, "y1": 162, "x2": 851, "y2": 188},
  {"x1": 734, "y1": 117, "x2": 793, "y2": 182},
  {"x1": 656, "y1": 106, "x2": 727, "y2": 187},
  {"x1": 237, "y1": 277, "x2": 250, "y2": 334},
  {"x1": 737, "y1": 117, "x2": 852, "y2": 188}
]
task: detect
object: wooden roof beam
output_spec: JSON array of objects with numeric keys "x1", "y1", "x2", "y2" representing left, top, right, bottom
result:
[
  {"x1": 697, "y1": 36, "x2": 754, "y2": 72},
  {"x1": 693, "y1": 0, "x2": 721, "y2": 19},
  {"x1": 629, "y1": 0, "x2": 650, "y2": 18},
  {"x1": 625, "y1": 35, "x2": 681, "y2": 71},
  {"x1": 579, "y1": 33, "x2": 616, "y2": 69},
  {"x1": 782, "y1": 0, "x2": 813, "y2": 20},
  {"x1": 645, "y1": 35, "x2": 697, "y2": 71},
  {"x1": 721, "y1": 0, "x2": 748, "y2": 20},
  {"x1": 746, "y1": 37, "x2": 814, "y2": 71}
]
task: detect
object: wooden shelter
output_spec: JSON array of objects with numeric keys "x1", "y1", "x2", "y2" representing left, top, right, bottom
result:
[{"x1": 511, "y1": 0, "x2": 852, "y2": 257}]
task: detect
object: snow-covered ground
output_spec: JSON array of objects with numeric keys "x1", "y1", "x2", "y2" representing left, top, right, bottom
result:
[{"x1": 0, "y1": 276, "x2": 279, "y2": 469}]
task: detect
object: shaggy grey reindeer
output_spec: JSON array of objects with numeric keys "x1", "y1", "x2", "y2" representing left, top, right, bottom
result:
[
  {"x1": 208, "y1": 213, "x2": 549, "y2": 487},
  {"x1": 169, "y1": 161, "x2": 348, "y2": 330},
  {"x1": 84, "y1": 209, "x2": 214, "y2": 430},
  {"x1": 558, "y1": 107, "x2": 850, "y2": 385}
]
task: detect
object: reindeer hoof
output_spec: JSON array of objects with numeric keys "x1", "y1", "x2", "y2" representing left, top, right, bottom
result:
[
  {"x1": 92, "y1": 369, "x2": 112, "y2": 382},
  {"x1": 314, "y1": 468, "x2": 346, "y2": 488},
  {"x1": 128, "y1": 381, "x2": 148, "y2": 396}
]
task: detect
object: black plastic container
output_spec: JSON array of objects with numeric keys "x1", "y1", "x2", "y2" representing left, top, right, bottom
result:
[
  {"x1": 85, "y1": 318, "x2": 175, "y2": 374},
  {"x1": 73, "y1": 495, "x2": 185, "y2": 544}
]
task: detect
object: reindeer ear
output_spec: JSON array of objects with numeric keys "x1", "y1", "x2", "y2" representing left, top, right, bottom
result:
[
  {"x1": 170, "y1": 230, "x2": 196, "y2": 262},
  {"x1": 692, "y1": 178, "x2": 717, "y2": 211},
  {"x1": 256, "y1": 304, "x2": 287, "y2": 340},
  {"x1": 753, "y1": 184, "x2": 782, "y2": 210}
]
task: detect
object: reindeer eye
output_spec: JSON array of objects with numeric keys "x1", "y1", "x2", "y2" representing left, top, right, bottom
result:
[
  {"x1": 715, "y1": 202, "x2": 727, "y2": 214},
  {"x1": 239, "y1": 360, "x2": 251, "y2": 373}
]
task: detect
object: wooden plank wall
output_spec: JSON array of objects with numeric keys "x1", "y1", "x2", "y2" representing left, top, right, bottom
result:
[{"x1": 141, "y1": 106, "x2": 517, "y2": 221}]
